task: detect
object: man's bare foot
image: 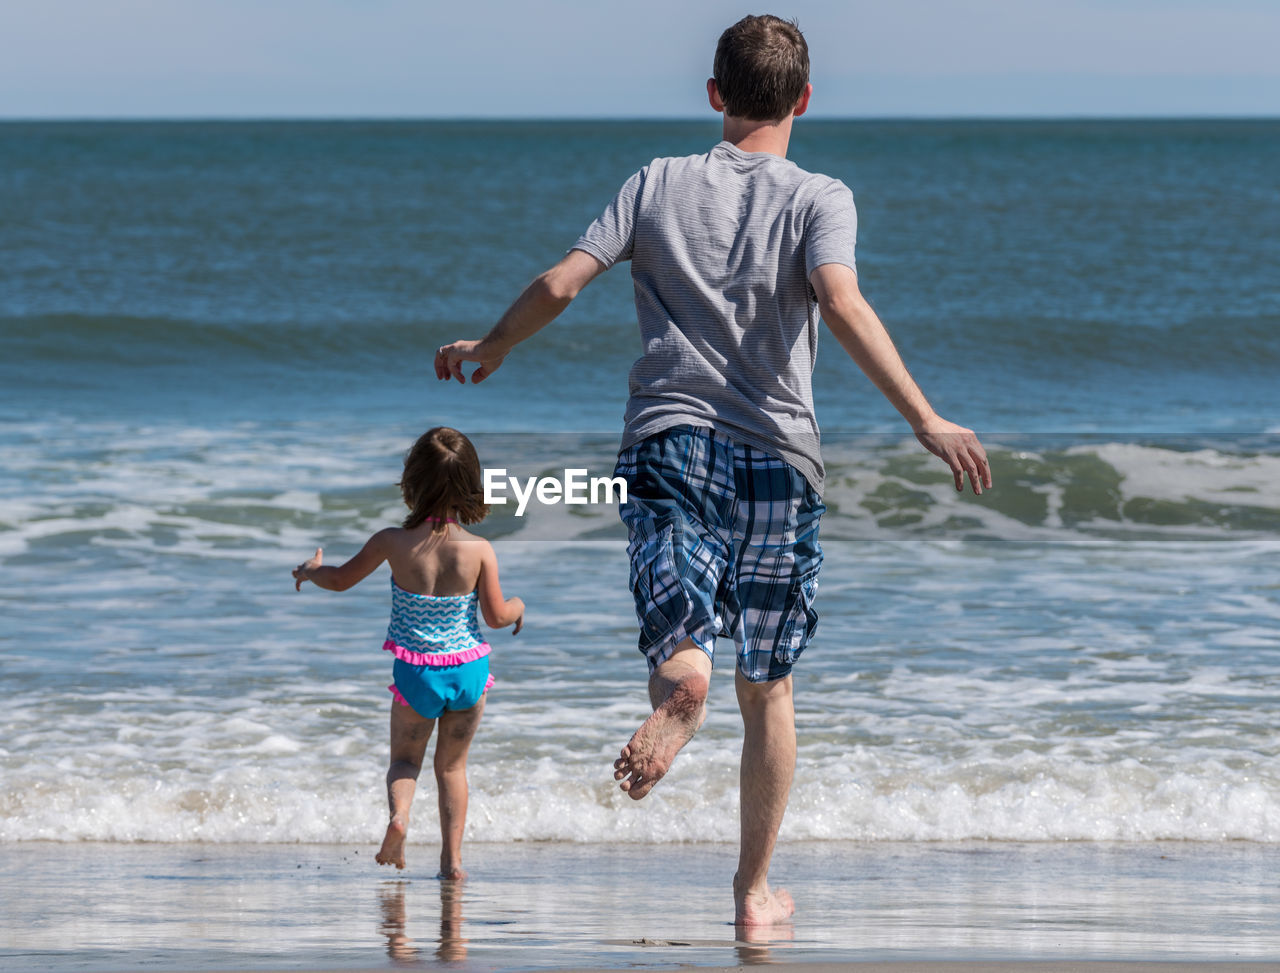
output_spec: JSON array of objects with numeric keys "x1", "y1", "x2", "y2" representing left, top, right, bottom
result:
[
  {"x1": 613, "y1": 670, "x2": 709, "y2": 800},
  {"x1": 376, "y1": 816, "x2": 408, "y2": 869},
  {"x1": 734, "y1": 875, "x2": 795, "y2": 926},
  {"x1": 436, "y1": 865, "x2": 467, "y2": 881}
]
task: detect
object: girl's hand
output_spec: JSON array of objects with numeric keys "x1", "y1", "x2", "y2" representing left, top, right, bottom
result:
[
  {"x1": 513, "y1": 612, "x2": 524, "y2": 636},
  {"x1": 293, "y1": 547, "x2": 323, "y2": 591},
  {"x1": 509, "y1": 597, "x2": 525, "y2": 635}
]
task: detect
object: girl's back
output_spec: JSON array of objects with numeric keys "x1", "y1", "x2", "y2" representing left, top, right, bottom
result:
[{"x1": 382, "y1": 521, "x2": 483, "y2": 598}]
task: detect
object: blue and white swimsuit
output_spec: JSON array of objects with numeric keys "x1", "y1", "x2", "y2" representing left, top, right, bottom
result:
[{"x1": 383, "y1": 579, "x2": 493, "y2": 718}]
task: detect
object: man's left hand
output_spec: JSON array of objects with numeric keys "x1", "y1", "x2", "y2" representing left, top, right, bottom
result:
[{"x1": 915, "y1": 418, "x2": 992, "y2": 495}]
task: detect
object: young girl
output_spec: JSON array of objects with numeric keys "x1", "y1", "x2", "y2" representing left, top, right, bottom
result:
[{"x1": 293, "y1": 426, "x2": 523, "y2": 878}]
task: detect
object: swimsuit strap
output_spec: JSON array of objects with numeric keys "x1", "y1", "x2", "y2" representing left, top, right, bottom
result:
[{"x1": 423, "y1": 516, "x2": 457, "y2": 524}]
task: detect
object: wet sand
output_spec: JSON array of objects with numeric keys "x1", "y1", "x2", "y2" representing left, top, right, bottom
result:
[
  {"x1": 3, "y1": 841, "x2": 1279, "y2": 970},
  {"x1": 234, "y1": 965, "x2": 1280, "y2": 972}
]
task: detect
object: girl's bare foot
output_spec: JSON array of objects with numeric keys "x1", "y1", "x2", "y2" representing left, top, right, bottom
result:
[
  {"x1": 376, "y1": 816, "x2": 408, "y2": 869},
  {"x1": 438, "y1": 850, "x2": 467, "y2": 880},
  {"x1": 613, "y1": 670, "x2": 708, "y2": 800}
]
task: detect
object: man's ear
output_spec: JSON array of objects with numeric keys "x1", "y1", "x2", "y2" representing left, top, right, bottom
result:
[
  {"x1": 793, "y1": 82, "x2": 813, "y2": 118},
  {"x1": 707, "y1": 78, "x2": 726, "y2": 113}
]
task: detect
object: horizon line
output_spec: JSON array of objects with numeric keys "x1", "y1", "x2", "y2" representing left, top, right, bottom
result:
[{"x1": 3, "y1": 112, "x2": 1279, "y2": 124}]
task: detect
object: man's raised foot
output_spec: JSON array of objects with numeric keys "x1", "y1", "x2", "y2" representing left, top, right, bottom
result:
[{"x1": 613, "y1": 669, "x2": 709, "y2": 800}]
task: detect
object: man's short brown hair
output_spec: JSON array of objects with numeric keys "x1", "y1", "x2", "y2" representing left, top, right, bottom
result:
[{"x1": 713, "y1": 15, "x2": 809, "y2": 122}]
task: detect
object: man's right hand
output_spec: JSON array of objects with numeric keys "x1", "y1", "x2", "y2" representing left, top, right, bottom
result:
[
  {"x1": 435, "y1": 340, "x2": 506, "y2": 384},
  {"x1": 434, "y1": 250, "x2": 606, "y2": 386}
]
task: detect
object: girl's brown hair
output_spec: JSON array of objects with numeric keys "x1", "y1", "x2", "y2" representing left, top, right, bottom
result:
[{"x1": 399, "y1": 427, "x2": 489, "y2": 529}]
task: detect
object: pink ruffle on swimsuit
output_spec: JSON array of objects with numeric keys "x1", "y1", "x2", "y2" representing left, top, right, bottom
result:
[{"x1": 383, "y1": 579, "x2": 494, "y2": 718}]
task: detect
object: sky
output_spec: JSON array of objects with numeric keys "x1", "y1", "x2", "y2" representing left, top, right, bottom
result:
[{"x1": 2, "y1": 0, "x2": 1279, "y2": 118}]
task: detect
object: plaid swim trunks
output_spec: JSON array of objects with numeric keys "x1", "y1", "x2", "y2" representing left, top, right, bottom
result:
[{"x1": 614, "y1": 425, "x2": 825, "y2": 683}]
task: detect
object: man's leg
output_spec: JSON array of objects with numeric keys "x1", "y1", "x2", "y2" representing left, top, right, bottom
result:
[
  {"x1": 724, "y1": 440, "x2": 821, "y2": 925},
  {"x1": 614, "y1": 639, "x2": 711, "y2": 800},
  {"x1": 614, "y1": 427, "x2": 731, "y2": 800},
  {"x1": 733, "y1": 669, "x2": 797, "y2": 926}
]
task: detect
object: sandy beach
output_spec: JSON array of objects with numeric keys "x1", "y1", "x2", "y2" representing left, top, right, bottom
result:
[
  {"x1": 4, "y1": 840, "x2": 1280, "y2": 971},
  {"x1": 237, "y1": 966, "x2": 1280, "y2": 972}
]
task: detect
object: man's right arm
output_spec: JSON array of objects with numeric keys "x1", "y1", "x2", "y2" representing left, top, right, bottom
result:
[
  {"x1": 434, "y1": 248, "x2": 607, "y2": 384},
  {"x1": 810, "y1": 262, "x2": 992, "y2": 495}
]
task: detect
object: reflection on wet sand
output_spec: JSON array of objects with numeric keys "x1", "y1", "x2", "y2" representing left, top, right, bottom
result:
[
  {"x1": 735, "y1": 920, "x2": 794, "y2": 965},
  {"x1": 379, "y1": 882, "x2": 418, "y2": 964},
  {"x1": 437, "y1": 879, "x2": 468, "y2": 961},
  {"x1": 378, "y1": 879, "x2": 468, "y2": 964}
]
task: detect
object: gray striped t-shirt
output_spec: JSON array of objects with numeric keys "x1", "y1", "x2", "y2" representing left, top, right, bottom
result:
[{"x1": 573, "y1": 140, "x2": 857, "y2": 492}]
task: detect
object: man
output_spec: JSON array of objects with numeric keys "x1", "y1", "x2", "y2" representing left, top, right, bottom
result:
[{"x1": 436, "y1": 14, "x2": 990, "y2": 926}]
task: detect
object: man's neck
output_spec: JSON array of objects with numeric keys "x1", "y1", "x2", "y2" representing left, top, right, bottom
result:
[{"x1": 721, "y1": 113, "x2": 794, "y2": 158}]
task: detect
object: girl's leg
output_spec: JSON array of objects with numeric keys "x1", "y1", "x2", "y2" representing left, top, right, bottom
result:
[
  {"x1": 376, "y1": 700, "x2": 435, "y2": 869},
  {"x1": 434, "y1": 695, "x2": 485, "y2": 880}
]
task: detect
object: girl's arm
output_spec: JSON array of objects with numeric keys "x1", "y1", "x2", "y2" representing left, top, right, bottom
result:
[
  {"x1": 475, "y1": 541, "x2": 524, "y2": 634},
  {"x1": 293, "y1": 530, "x2": 391, "y2": 592}
]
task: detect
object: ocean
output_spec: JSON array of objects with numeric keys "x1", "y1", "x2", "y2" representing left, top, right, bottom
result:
[{"x1": 2, "y1": 118, "x2": 1280, "y2": 965}]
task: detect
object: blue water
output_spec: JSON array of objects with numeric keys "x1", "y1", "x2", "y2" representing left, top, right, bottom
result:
[
  {"x1": 1, "y1": 120, "x2": 1279, "y2": 847},
  {"x1": 4, "y1": 120, "x2": 1277, "y2": 432}
]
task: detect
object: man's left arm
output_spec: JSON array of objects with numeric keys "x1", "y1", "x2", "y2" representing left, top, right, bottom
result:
[
  {"x1": 435, "y1": 249, "x2": 607, "y2": 384},
  {"x1": 811, "y1": 262, "x2": 992, "y2": 495}
]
